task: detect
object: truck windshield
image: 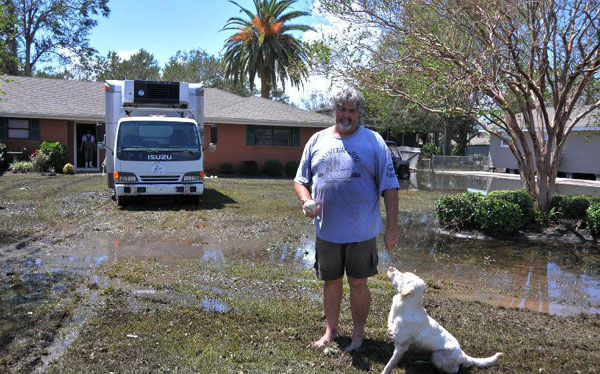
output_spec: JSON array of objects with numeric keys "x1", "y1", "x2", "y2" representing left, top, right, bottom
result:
[{"x1": 117, "y1": 121, "x2": 199, "y2": 151}]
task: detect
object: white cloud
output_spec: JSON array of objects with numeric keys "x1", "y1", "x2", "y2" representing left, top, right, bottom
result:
[{"x1": 117, "y1": 49, "x2": 140, "y2": 61}]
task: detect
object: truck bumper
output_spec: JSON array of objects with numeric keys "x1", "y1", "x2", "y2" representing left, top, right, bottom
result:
[{"x1": 115, "y1": 183, "x2": 204, "y2": 196}]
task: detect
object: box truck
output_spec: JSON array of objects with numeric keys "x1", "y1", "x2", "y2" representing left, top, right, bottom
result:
[{"x1": 98, "y1": 80, "x2": 216, "y2": 207}]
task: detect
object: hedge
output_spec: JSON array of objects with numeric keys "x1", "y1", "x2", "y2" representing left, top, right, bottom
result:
[
  {"x1": 263, "y1": 160, "x2": 282, "y2": 177},
  {"x1": 487, "y1": 189, "x2": 535, "y2": 227},
  {"x1": 587, "y1": 203, "x2": 600, "y2": 237},
  {"x1": 435, "y1": 192, "x2": 483, "y2": 230},
  {"x1": 239, "y1": 160, "x2": 258, "y2": 176},
  {"x1": 285, "y1": 160, "x2": 299, "y2": 178},
  {"x1": 474, "y1": 198, "x2": 522, "y2": 235},
  {"x1": 551, "y1": 194, "x2": 600, "y2": 221}
]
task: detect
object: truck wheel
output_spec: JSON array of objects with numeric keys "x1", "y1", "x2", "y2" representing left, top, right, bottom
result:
[{"x1": 116, "y1": 195, "x2": 128, "y2": 208}]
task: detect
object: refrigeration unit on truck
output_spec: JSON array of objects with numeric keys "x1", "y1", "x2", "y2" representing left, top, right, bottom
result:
[{"x1": 98, "y1": 80, "x2": 217, "y2": 207}]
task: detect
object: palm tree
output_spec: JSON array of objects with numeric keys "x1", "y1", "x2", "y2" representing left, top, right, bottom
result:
[{"x1": 222, "y1": 0, "x2": 314, "y2": 99}]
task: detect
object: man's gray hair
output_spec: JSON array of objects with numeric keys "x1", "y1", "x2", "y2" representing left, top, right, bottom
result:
[{"x1": 333, "y1": 88, "x2": 365, "y2": 117}]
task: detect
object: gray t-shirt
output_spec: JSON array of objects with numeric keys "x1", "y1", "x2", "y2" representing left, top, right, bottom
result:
[{"x1": 295, "y1": 126, "x2": 399, "y2": 243}]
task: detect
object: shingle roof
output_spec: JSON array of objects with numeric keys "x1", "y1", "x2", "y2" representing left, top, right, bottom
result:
[{"x1": 0, "y1": 75, "x2": 333, "y2": 127}]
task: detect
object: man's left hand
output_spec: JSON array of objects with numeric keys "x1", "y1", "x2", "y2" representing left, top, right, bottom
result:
[{"x1": 384, "y1": 227, "x2": 398, "y2": 255}]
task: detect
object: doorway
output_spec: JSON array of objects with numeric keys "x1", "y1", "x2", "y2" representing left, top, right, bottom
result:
[{"x1": 76, "y1": 123, "x2": 98, "y2": 169}]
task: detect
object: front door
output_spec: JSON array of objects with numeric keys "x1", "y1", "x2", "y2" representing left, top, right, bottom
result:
[{"x1": 76, "y1": 123, "x2": 98, "y2": 169}]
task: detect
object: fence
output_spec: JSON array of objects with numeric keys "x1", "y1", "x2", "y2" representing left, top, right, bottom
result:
[{"x1": 429, "y1": 155, "x2": 490, "y2": 171}]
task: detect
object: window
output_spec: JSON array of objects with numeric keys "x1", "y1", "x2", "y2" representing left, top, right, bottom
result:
[
  {"x1": 246, "y1": 125, "x2": 300, "y2": 146},
  {"x1": 8, "y1": 119, "x2": 29, "y2": 138},
  {"x1": 0, "y1": 118, "x2": 40, "y2": 140}
]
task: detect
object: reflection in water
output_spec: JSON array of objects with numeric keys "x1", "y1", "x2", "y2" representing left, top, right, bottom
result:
[{"x1": 201, "y1": 297, "x2": 228, "y2": 313}]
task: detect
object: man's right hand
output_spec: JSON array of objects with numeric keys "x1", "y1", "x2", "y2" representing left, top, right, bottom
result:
[{"x1": 302, "y1": 201, "x2": 321, "y2": 218}]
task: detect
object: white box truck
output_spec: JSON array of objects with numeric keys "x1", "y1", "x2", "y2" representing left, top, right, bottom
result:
[{"x1": 98, "y1": 80, "x2": 216, "y2": 207}]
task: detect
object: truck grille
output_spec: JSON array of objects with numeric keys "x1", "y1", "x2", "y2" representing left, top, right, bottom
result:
[{"x1": 140, "y1": 175, "x2": 181, "y2": 182}]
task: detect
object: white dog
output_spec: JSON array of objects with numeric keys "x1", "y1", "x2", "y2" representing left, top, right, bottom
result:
[{"x1": 382, "y1": 266, "x2": 503, "y2": 374}]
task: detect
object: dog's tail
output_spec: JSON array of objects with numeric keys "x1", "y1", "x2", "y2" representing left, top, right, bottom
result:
[{"x1": 461, "y1": 352, "x2": 503, "y2": 368}]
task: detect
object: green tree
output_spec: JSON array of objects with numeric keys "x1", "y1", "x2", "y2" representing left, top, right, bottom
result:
[
  {"x1": 221, "y1": 0, "x2": 313, "y2": 98},
  {"x1": 316, "y1": 0, "x2": 600, "y2": 212},
  {"x1": 162, "y1": 49, "x2": 253, "y2": 96},
  {"x1": 95, "y1": 49, "x2": 161, "y2": 81},
  {"x1": 0, "y1": 0, "x2": 109, "y2": 76}
]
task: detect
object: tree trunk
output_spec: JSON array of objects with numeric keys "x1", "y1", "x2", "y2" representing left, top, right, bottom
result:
[
  {"x1": 442, "y1": 118, "x2": 452, "y2": 155},
  {"x1": 260, "y1": 68, "x2": 272, "y2": 99}
]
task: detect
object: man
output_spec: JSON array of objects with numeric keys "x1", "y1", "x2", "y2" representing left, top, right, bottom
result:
[
  {"x1": 294, "y1": 88, "x2": 399, "y2": 352},
  {"x1": 80, "y1": 130, "x2": 96, "y2": 168}
]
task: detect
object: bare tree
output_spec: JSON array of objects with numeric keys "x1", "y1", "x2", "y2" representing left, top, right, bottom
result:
[{"x1": 316, "y1": 0, "x2": 600, "y2": 211}]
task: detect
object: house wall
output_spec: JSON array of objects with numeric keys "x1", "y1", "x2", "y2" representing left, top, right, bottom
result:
[
  {"x1": 465, "y1": 145, "x2": 489, "y2": 157},
  {"x1": 1, "y1": 118, "x2": 73, "y2": 163},
  {"x1": 203, "y1": 123, "x2": 323, "y2": 173},
  {"x1": 489, "y1": 136, "x2": 518, "y2": 169},
  {"x1": 489, "y1": 131, "x2": 600, "y2": 174}
]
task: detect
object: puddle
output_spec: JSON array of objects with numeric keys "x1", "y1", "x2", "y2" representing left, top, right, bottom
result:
[
  {"x1": 390, "y1": 215, "x2": 600, "y2": 316},
  {"x1": 201, "y1": 297, "x2": 228, "y2": 312}
]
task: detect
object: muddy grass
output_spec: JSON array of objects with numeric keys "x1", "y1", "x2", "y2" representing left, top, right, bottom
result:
[{"x1": 1, "y1": 173, "x2": 599, "y2": 373}]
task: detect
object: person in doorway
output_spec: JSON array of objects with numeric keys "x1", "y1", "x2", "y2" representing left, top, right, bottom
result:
[
  {"x1": 81, "y1": 130, "x2": 96, "y2": 168},
  {"x1": 294, "y1": 88, "x2": 399, "y2": 352}
]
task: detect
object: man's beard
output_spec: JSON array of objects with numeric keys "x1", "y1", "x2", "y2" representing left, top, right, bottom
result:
[{"x1": 336, "y1": 118, "x2": 354, "y2": 132}]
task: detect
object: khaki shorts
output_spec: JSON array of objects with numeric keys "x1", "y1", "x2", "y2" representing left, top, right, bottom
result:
[{"x1": 314, "y1": 237, "x2": 379, "y2": 281}]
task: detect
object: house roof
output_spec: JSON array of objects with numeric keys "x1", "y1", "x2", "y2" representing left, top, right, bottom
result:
[
  {"x1": 516, "y1": 106, "x2": 600, "y2": 132},
  {"x1": 0, "y1": 75, "x2": 333, "y2": 128}
]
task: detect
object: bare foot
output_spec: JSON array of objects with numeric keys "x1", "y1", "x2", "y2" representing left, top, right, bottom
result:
[
  {"x1": 310, "y1": 332, "x2": 336, "y2": 347},
  {"x1": 344, "y1": 334, "x2": 364, "y2": 352}
]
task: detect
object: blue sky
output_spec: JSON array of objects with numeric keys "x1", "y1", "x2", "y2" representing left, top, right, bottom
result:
[{"x1": 87, "y1": 0, "x2": 331, "y2": 106}]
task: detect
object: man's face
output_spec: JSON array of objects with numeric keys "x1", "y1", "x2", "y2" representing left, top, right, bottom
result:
[{"x1": 335, "y1": 101, "x2": 360, "y2": 135}]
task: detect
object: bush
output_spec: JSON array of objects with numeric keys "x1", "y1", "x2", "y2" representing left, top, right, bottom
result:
[
  {"x1": 219, "y1": 162, "x2": 234, "y2": 174},
  {"x1": 285, "y1": 160, "x2": 300, "y2": 178},
  {"x1": 0, "y1": 141, "x2": 5, "y2": 162},
  {"x1": 587, "y1": 203, "x2": 600, "y2": 237},
  {"x1": 487, "y1": 189, "x2": 535, "y2": 226},
  {"x1": 435, "y1": 192, "x2": 483, "y2": 230},
  {"x1": 40, "y1": 141, "x2": 67, "y2": 174},
  {"x1": 10, "y1": 161, "x2": 33, "y2": 173},
  {"x1": 263, "y1": 160, "x2": 282, "y2": 177},
  {"x1": 551, "y1": 194, "x2": 599, "y2": 221},
  {"x1": 421, "y1": 142, "x2": 441, "y2": 158},
  {"x1": 30, "y1": 150, "x2": 49, "y2": 172},
  {"x1": 474, "y1": 198, "x2": 523, "y2": 235},
  {"x1": 63, "y1": 163, "x2": 76, "y2": 175},
  {"x1": 239, "y1": 160, "x2": 258, "y2": 176}
]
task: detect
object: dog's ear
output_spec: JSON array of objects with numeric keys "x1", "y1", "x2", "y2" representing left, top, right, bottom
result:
[
  {"x1": 400, "y1": 282, "x2": 416, "y2": 296},
  {"x1": 400, "y1": 277, "x2": 426, "y2": 297}
]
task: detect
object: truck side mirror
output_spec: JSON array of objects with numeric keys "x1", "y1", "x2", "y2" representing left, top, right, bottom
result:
[
  {"x1": 96, "y1": 122, "x2": 111, "y2": 152},
  {"x1": 210, "y1": 125, "x2": 217, "y2": 144}
]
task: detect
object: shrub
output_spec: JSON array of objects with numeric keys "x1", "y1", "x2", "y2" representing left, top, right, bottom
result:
[
  {"x1": 474, "y1": 198, "x2": 522, "y2": 235},
  {"x1": 551, "y1": 194, "x2": 599, "y2": 221},
  {"x1": 30, "y1": 150, "x2": 49, "y2": 172},
  {"x1": 285, "y1": 160, "x2": 300, "y2": 178},
  {"x1": 0, "y1": 141, "x2": 5, "y2": 162},
  {"x1": 587, "y1": 203, "x2": 600, "y2": 237},
  {"x1": 40, "y1": 141, "x2": 67, "y2": 174},
  {"x1": 239, "y1": 160, "x2": 258, "y2": 176},
  {"x1": 263, "y1": 160, "x2": 282, "y2": 177},
  {"x1": 63, "y1": 163, "x2": 76, "y2": 175},
  {"x1": 435, "y1": 192, "x2": 483, "y2": 230},
  {"x1": 10, "y1": 161, "x2": 33, "y2": 173},
  {"x1": 219, "y1": 162, "x2": 234, "y2": 174},
  {"x1": 487, "y1": 189, "x2": 535, "y2": 226},
  {"x1": 421, "y1": 142, "x2": 441, "y2": 158}
]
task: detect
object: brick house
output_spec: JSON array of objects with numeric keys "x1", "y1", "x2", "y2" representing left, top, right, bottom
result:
[{"x1": 0, "y1": 76, "x2": 333, "y2": 173}]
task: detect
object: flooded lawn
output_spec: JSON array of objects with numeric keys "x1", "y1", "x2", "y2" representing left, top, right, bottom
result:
[{"x1": 1, "y1": 173, "x2": 599, "y2": 373}]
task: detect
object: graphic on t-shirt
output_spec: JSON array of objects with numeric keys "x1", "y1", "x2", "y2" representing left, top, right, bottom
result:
[{"x1": 317, "y1": 147, "x2": 362, "y2": 181}]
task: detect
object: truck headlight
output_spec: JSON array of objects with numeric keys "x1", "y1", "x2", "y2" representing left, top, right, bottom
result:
[
  {"x1": 183, "y1": 171, "x2": 204, "y2": 182},
  {"x1": 113, "y1": 171, "x2": 137, "y2": 183}
]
